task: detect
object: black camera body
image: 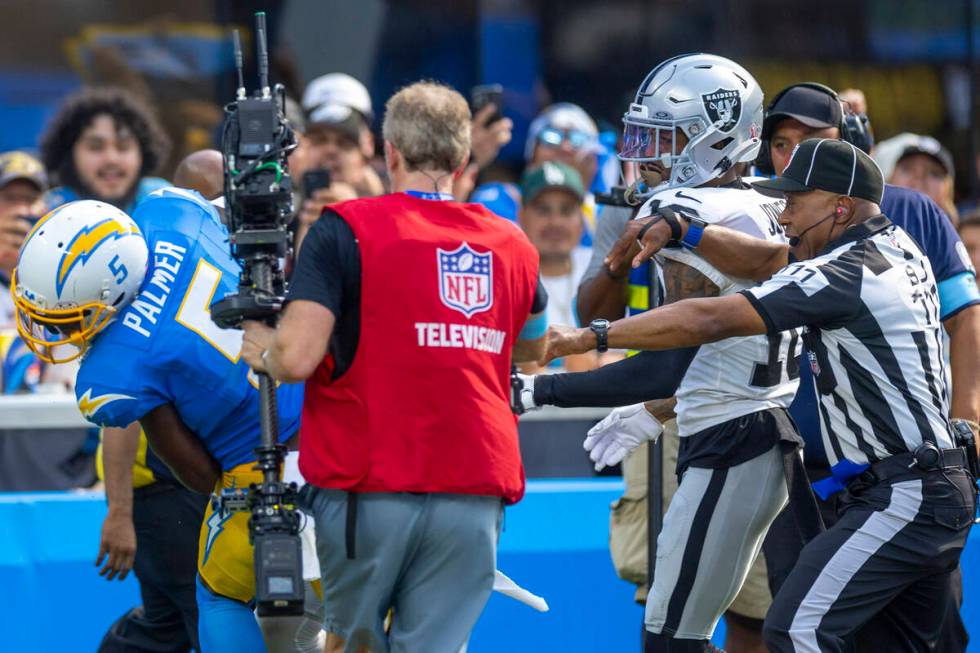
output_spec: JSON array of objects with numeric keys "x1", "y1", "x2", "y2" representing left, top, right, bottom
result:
[{"x1": 210, "y1": 13, "x2": 305, "y2": 617}]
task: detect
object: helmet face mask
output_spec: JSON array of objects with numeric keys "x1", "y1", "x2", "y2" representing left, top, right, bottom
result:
[
  {"x1": 618, "y1": 53, "x2": 764, "y2": 192},
  {"x1": 12, "y1": 200, "x2": 148, "y2": 364},
  {"x1": 11, "y1": 272, "x2": 115, "y2": 363}
]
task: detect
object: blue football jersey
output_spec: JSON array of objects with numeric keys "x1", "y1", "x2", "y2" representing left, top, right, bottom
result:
[{"x1": 75, "y1": 187, "x2": 302, "y2": 470}]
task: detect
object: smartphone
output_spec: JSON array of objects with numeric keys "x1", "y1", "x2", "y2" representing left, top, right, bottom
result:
[
  {"x1": 302, "y1": 169, "x2": 332, "y2": 197},
  {"x1": 471, "y1": 84, "x2": 504, "y2": 124}
]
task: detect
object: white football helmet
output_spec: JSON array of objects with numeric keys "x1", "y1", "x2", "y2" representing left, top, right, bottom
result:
[
  {"x1": 619, "y1": 53, "x2": 764, "y2": 189},
  {"x1": 12, "y1": 200, "x2": 148, "y2": 363}
]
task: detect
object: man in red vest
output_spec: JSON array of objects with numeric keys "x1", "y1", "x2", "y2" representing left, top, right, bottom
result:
[{"x1": 242, "y1": 81, "x2": 548, "y2": 653}]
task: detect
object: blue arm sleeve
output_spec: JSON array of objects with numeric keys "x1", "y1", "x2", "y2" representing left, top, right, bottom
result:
[
  {"x1": 519, "y1": 311, "x2": 548, "y2": 340},
  {"x1": 938, "y1": 271, "x2": 980, "y2": 320},
  {"x1": 532, "y1": 347, "x2": 698, "y2": 407}
]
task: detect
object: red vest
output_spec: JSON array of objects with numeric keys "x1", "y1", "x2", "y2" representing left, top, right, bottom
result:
[{"x1": 298, "y1": 193, "x2": 539, "y2": 504}]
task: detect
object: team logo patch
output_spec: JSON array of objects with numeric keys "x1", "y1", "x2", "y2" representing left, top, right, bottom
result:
[
  {"x1": 437, "y1": 243, "x2": 493, "y2": 318},
  {"x1": 77, "y1": 388, "x2": 135, "y2": 419},
  {"x1": 701, "y1": 88, "x2": 741, "y2": 133}
]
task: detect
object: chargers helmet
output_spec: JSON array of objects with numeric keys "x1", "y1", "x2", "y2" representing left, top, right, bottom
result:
[
  {"x1": 619, "y1": 53, "x2": 764, "y2": 189},
  {"x1": 12, "y1": 200, "x2": 148, "y2": 363}
]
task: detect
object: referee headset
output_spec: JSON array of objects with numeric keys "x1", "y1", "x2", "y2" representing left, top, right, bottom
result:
[{"x1": 756, "y1": 82, "x2": 874, "y2": 176}]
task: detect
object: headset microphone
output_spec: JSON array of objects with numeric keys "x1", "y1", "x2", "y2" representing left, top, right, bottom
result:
[{"x1": 788, "y1": 208, "x2": 842, "y2": 247}]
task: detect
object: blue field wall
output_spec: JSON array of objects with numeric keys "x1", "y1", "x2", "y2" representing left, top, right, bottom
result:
[{"x1": 2, "y1": 481, "x2": 979, "y2": 652}]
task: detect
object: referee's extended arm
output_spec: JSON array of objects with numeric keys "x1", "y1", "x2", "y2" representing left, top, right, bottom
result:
[{"x1": 544, "y1": 293, "x2": 766, "y2": 361}]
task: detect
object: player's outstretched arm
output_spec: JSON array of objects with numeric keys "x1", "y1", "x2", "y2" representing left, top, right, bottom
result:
[
  {"x1": 141, "y1": 404, "x2": 221, "y2": 494},
  {"x1": 605, "y1": 214, "x2": 790, "y2": 283},
  {"x1": 97, "y1": 423, "x2": 140, "y2": 581},
  {"x1": 543, "y1": 293, "x2": 767, "y2": 363}
]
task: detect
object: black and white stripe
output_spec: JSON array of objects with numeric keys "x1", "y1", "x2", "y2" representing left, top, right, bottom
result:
[
  {"x1": 645, "y1": 444, "x2": 788, "y2": 640},
  {"x1": 744, "y1": 216, "x2": 954, "y2": 467}
]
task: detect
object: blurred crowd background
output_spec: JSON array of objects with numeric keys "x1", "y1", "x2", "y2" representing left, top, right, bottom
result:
[{"x1": 0, "y1": 0, "x2": 978, "y2": 491}]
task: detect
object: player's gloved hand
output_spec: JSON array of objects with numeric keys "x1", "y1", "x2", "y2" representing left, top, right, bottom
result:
[
  {"x1": 514, "y1": 373, "x2": 540, "y2": 412},
  {"x1": 583, "y1": 403, "x2": 663, "y2": 472}
]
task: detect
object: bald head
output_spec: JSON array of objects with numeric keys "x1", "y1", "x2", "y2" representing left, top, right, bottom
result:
[{"x1": 173, "y1": 149, "x2": 224, "y2": 200}]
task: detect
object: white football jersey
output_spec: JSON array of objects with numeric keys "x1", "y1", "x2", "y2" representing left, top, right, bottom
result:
[{"x1": 636, "y1": 181, "x2": 801, "y2": 436}]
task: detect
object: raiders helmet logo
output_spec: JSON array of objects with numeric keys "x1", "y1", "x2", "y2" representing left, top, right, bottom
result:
[{"x1": 701, "y1": 88, "x2": 741, "y2": 133}]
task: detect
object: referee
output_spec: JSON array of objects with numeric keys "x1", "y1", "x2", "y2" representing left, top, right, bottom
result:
[{"x1": 545, "y1": 138, "x2": 977, "y2": 651}]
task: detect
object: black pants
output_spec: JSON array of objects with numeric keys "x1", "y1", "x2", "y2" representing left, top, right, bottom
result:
[
  {"x1": 763, "y1": 468, "x2": 971, "y2": 652},
  {"x1": 98, "y1": 482, "x2": 208, "y2": 653},
  {"x1": 763, "y1": 467, "x2": 975, "y2": 653}
]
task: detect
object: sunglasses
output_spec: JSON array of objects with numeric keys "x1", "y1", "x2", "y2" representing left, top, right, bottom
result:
[{"x1": 538, "y1": 127, "x2": 594, "y2": 150}]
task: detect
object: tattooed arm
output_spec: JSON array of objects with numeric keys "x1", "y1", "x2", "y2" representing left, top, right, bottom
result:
[{"x1": 660, "y1": 259, "x2": 720, "y2": 304}]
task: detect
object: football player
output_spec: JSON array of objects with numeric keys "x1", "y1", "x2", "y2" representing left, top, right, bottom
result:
[
  {"x1": 520, "y1": 53, "x2": 805, "y2": 653},
  {"x1": 11, "y1": 191, "x2": 320, "y2": 653}
]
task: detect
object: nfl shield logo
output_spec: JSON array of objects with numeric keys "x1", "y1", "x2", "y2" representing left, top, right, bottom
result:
[{"x1": 437, "y1": 243, "x2": 494, "y2": 318}]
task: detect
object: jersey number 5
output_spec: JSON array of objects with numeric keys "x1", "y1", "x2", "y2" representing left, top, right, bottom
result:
[{"x1": 175, "y1": 259, "x2": 244, "y2": 362}]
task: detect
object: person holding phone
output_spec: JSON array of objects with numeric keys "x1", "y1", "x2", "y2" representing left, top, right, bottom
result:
[
  {"x1": 0, "y1": 151, "x2": 48, "y2": 327},
  {"x1": 296, "y1": 74, "x2": 386, "y2": 254}
]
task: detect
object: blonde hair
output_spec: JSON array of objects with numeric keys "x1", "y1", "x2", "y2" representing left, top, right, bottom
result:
[{"x1": 382, "y1": 81, "x2": 471, "y2": 173}]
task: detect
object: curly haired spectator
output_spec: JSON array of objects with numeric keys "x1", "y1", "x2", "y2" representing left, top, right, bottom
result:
[{"x1": 40, "y1": 87, "x2": 171, "y2": 212}]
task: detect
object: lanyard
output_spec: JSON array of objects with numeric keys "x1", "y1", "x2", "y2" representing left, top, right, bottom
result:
[{"x1": 405, "y1": 190, "x2": 454, "y2": 201}]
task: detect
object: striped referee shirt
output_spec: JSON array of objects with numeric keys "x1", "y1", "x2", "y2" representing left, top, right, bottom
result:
[{"x1": 742, "y1": 215, "x2": 954, "y2": 467}]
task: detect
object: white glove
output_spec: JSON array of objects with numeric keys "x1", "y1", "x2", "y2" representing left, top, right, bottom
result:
[
  {"x1": 583, "y1": 403, "x2": 663, "y2": 472},
  {"x1": 514, "y1": 373, "x2": 540, "y2": 412}
]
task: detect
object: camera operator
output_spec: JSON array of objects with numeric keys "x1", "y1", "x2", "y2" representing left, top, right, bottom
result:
[
  {"x1": 295, "y1": 73, "x2": 385, "y2": 253},
  {"x1": 242, "y1": 80, "x2": 548, "y2": 653}
]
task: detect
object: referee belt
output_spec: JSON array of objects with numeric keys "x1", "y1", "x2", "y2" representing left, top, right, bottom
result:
[
  {"x1": 815, "y1": 447, "x2": 968, "y2": 500},
  {"x1": 867, "y1": 446, "x2": 968, "y2": 485}
]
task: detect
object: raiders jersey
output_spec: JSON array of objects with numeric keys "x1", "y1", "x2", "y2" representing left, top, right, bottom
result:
[{"x1": 636, "y1": 180, "x2": 801, "y2": 436}]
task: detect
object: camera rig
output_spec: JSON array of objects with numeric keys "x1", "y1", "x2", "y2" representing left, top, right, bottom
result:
[{"x1": 210, "y1": 12, "x2": 305, "y2": 617}]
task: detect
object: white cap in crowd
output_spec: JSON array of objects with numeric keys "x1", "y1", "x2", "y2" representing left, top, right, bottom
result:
[{"x1": 302, "y1": 73, "x2": 374, "y2": 126}]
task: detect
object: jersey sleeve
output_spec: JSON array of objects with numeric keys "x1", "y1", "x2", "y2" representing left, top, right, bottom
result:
[
  {"x1": 646, "y1": 191, "x2": 761, "y2": 294},
  {"x1": 75, "y1": 346, "x2": 168, "y2": 427},
  {"x1": 287, "y1": 210, "x2": 359, "y2": 317},
  {"x1": 740, "y1": 256, "x2": 864, "y2": 334}
]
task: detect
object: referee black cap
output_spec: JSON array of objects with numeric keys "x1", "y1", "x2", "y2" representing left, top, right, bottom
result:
[{"x1": 754, "y1": 138, "x2": 884, "y2": 204}]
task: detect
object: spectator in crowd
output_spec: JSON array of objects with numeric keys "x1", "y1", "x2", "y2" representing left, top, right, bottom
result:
[
  {"x1": 875, "y1": 133, "x2": 959, "y2": 225},
  {"x1": 837, "y1": 88, "x2": 868, "y2": 115},
  {"x1": 40, "y1": 87, "x2": 171, "y2": 213},
  {"x1": 958, "y1": 210, "x2": 980, "y2": 282},
  {"x1": 472, "y1": 102, "x2": 605, "y2": 233},
  {"x1": 526, "y1": 103, "x2": 604, "y2": 244},
  {"x1": 0, "y1": 151, "x2": 47, "y2": 327},
  {"x1": 519, "y1": 161, "x2": 595, "y2": 372},
  {"x1": 172, "y1": 149, "x2": 224, "y2": 200},
  {"x1": 295, "y1": 73, "x2": 384, "y2": 252}
]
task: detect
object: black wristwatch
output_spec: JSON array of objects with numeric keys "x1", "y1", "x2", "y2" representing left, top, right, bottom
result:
[{"x1": 589, "y1": 318, "x2": 610, "y2": 353}]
